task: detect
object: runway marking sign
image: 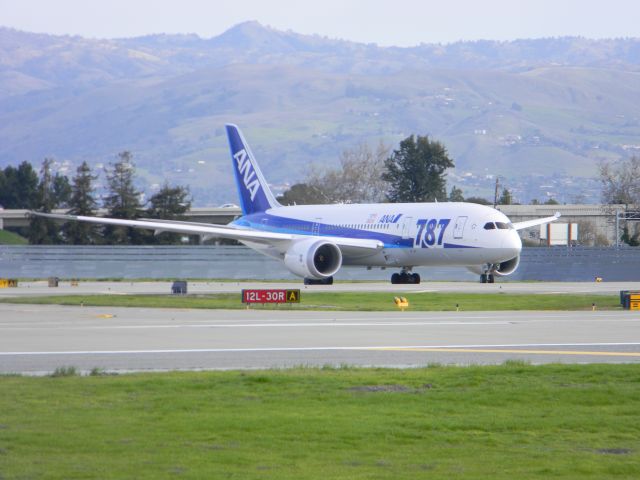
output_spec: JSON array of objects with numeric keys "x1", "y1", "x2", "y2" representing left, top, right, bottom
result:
[{"x1": 242, "y1": 289, "x2": 300, "y2": 304}]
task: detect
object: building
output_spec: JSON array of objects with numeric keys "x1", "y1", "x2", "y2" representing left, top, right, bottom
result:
[{"x1": 498, "y1": 204, "x2": 626, "y2": 246}]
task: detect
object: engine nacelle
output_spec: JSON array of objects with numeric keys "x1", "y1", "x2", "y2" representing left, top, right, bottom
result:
[
  {"x1": 493, "y1": 255, "x2": 520, "y2": 276},
  {"x1": 467, "y1": 255, "x2": 520, "y2": 277},
  {"x1": 283, "y1": 238, "x2": 342, "y2": 280}
]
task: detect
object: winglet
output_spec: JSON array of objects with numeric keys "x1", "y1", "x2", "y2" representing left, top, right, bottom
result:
[
  {"x1": 225, "y1": 124, "x2": 281, "y2": 215},
  {"x1": 511, "y1": 212, "x2": 561, "y2": 231}
]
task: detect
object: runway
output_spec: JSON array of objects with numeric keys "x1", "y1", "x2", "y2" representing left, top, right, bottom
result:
[{"x1": 1, "y1": 303, "x2": 639, "y2": 374}]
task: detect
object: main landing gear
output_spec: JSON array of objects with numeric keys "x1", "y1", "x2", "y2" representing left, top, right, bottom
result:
[
  {"x1": 304, "y1": 276, "x2": 334, "y2": 285},
  {"x1": 391, "y1": 268, "x2": 421, "y2": 284},
  {"x1": 480, "y1": 273, "x2": 495, "y2": 284}
]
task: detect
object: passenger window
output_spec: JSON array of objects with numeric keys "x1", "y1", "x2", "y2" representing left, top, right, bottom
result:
[{"x1": 484, "y1": 222, "x2": 496, "y2": 230}]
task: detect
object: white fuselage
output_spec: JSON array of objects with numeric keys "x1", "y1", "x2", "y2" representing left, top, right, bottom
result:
[{"x1": 233, "y1": 201, "x2": 522, "y2": 269}]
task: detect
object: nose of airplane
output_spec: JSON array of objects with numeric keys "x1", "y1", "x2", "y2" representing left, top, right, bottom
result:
[{"x1": 501, "y1": 230, "x2": 522, "y2": 255}]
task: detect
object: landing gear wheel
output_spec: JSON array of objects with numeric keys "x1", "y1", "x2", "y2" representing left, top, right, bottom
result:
[
  {"x1": 487, "y1": 274, "x2": 495, "y2": 284},
  {"x1": 480, "y1": 274, "x2": 487, "y2": 284},
  {"x1": 304, "y1": 276, "x2": 334, "y2": 285},
  {"x1": 392, "y1": 271, "x2": 419, "y2": 284}
]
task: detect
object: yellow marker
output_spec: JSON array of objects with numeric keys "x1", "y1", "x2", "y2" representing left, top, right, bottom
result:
[
  {"x1": 394, "y1": 296, "x2": 409, "y2": 311},
  {"x1": 96, "y1": 314, "x2": 114, "y2": 319}
]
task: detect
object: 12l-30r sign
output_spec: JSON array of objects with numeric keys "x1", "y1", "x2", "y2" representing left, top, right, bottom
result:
[{"x1": 241, "y1": 289, "x2": 301, "y2": 304}]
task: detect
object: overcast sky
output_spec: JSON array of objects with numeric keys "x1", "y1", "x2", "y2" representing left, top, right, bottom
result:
[{"x1": 1, "y1": 0, "x2": 638, "y2": 46}]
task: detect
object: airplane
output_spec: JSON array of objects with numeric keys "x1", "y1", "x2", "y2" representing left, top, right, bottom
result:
[{"x1": 33, "y1": 124, "x2": 559, "y2": 285}]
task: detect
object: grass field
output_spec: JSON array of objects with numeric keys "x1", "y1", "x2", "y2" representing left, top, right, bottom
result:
[
  {"x1": 0, "y1": 229, "x2": 27, "y2": 245},
  {"x1": 1, "y1": 365, "x2": 639, "y2": 479},
  {"x1": 0, "y1": 291, "x2": 621, "y2": 311}
]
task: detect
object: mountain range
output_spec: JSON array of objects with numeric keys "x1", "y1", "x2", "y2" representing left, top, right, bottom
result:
[{"x1": 1, "y1": 21, "x2": 640, "y2": 205}]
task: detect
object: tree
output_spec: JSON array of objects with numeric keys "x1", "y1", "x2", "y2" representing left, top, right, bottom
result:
[
  {"x1": 278, "y1": 141, "x2": 390, "y2": 205},
  {"x1": 0, "y1": 162, "x2": 38, "y2": 209},
  {"x1": 448, "y1": 186, "x2": 465, "y2": 202},
  {"x1": 146, "y1": 183, "x2": 192, "y2": 244},
  {"x1": 52, "y1": 174, "x2": 71, "y2": 208},
  {"x1": 28, "y1": 158, "x2": 67, "y2": 244},
  {"x1": 465, "y1": 196, "x2": 491, "y2": 205},
  {"x1": 498, "y1": 188, "x2": 512, "y2": 205},
  {"x1": 621, "y1": 226, "x2": 640, "y2": 246},
  {"x1": 599, "y1": 156, "x2": 640, "y2": 207},
  {"x1": 64, "y1": 161, "x2": 100, "y2": 244},
  {"x1": 599, "y1": 156, "x2": 640, "y2": 246},
  {"x1": 544, "y1": 198, "x2": 559, "y2": 205},
  {"x1": 382, "y1": 134, "x2": 454, "y2": 203},
  {"x1": 103, "y1": 151, "x2": 144, "y2": 244},
  {"x1": 277, "y1": 183, "x2": 327, "y2": 205}
]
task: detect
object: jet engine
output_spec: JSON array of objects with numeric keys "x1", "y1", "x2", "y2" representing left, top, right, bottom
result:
[
  {"x1": 492, "y1": 255, "x2": 520, "y2": 276},
  {"x1": 468, "y1": 255, "x2": 520, "y2": 276},
  {"x1": 283, "y1": 238, "x2": 342, "y2": 280}
]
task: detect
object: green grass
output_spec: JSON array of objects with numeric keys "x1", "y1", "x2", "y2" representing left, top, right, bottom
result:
[
  {"x1": 1, "y1": 365, "x2": 639, "y2": 478},
  {"x1": 0, "y1": 229, "x2": 28, "y2": 245},
  {"x1": 0, "y1": 292, "x2": 621, "y2": 311}
]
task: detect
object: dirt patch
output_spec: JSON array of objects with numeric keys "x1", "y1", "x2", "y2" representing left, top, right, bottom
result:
[
  {"x1": 348, "y1": 384, "x2": 433, "y2": 393},
  {"x1": 348, "y1": 385, "x2": 411, "y2": 393},
  {"x1": 596, "y1": 448, "x2": 632, "y2": 455}
]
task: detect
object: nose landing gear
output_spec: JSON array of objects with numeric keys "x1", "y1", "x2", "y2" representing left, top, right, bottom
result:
[
  {"x1": 391, "y1": 268, "x2": 420, "y2": 284},
  {"x1": 480, "y1": 264, "x2": 497, "y2": 283},
  {"x1": 479, "y1": 273, "x2": 495, "y2": 284}
]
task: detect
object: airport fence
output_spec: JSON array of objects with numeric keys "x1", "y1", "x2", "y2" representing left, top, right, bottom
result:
[{"x1": 0, "y1": 245, "x2": 638, "y2": 281}]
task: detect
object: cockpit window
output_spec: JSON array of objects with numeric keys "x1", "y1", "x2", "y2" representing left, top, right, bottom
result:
[
  {"x1": 484, "y1": 222, "x2": 496, "y2": 230},
  {"x1": 495, "y1": 222, "x2": 510, "y2": 230}
]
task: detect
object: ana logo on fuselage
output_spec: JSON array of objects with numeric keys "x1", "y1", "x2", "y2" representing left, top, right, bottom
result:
[
  {"x1": 379, "y1": 214, "x2": 402, "y2": 224},
  {"x1": 233, "y1": 149, "x2": 261, "y2": 201}
]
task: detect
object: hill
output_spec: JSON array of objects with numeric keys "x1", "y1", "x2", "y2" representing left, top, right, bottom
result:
[{"x1": 1, "y1": 22, "x2": 639, "y2": 204}]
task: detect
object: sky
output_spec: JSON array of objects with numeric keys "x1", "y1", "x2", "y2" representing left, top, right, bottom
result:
[{"x1": 0, "y1": 0, "x2": 638, "y2": 46}]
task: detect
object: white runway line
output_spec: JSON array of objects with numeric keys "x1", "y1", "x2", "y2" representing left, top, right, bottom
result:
[
  {"x1": 1, "y1": 320, "x2": 512, "y2": 330},
  {"x1": 2, "y1": 342, "x2": 640, "y2": 356}
]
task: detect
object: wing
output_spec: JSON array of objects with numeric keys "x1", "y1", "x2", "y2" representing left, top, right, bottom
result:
[
  {"x1": 30, "y1": 211, "x2": 383, "y2": 253},
  {"x1": 511, "y1": 212, "x2": 561, "y2": 231}
]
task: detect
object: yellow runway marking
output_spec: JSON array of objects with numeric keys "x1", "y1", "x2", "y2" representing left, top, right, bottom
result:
[{"x1": 375, "y1": 347, "x2": 640, "y2": 357}]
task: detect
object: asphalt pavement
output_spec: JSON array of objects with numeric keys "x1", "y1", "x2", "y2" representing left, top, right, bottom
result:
[{"x1": 1, "y1": 301, "x2": 639, "y2": 374}]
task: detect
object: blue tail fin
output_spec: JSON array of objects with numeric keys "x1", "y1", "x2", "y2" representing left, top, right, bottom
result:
[{"x1": 225, "y1": 124, "x2": 281, "y2": 215}]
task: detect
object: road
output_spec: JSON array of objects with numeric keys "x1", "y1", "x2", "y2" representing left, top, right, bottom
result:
[{"x1": 1, "y1": 303, "x2": 639, "y2": 374}]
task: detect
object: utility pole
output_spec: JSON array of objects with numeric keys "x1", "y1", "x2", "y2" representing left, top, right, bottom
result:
[{"x1": 615, "y1": 209, "x2": 620, "y2": 249}]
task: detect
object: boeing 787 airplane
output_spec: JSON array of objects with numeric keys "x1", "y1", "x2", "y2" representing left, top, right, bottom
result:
[{"x1": 34, "y1": 124, "x2": 559, "y2": 284}]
